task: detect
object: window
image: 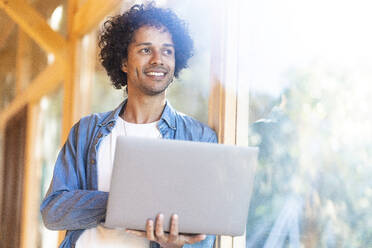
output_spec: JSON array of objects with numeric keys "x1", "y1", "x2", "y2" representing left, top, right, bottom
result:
[{"x1": 242, "y1": 0, "x2": 372, "y2": 247}]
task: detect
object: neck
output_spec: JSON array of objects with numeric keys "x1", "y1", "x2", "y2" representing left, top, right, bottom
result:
[{"x1": 121, "y1": 93, "x2": 166, "y2": 124}]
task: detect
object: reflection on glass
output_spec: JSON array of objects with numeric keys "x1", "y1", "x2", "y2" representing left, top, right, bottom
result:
[
  {"x1": 36, "y1": 88, "x2": 63, "y2": 248},
  {"x1": 243, "y1": 1, "x2": 372, "y2": 247}
]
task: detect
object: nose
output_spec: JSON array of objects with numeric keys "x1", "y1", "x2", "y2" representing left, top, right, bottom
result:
[{"x1": 150, "y1": 50, "x2": 163, "y2": 65}]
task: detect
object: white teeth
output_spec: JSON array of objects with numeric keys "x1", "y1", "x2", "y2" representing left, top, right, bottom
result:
[{"x1": 146, "y1": 72, "x2": 165, "y2": 76}]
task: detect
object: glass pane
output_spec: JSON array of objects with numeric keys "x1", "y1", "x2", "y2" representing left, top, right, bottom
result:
[
  {"x1": 243, "y1": 1, "x2": 372, "y2": 247},
  {"x1": 36, "y1": 87, "x2": 63, "y2": 248},
  {"x1": 0, "y1": 19, "x2": 17, "y2": 111}
]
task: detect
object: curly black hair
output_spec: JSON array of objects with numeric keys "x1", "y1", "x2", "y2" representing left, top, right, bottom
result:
[{"x1": 99, "y1": 3, "x2": 194, "y2": 89}]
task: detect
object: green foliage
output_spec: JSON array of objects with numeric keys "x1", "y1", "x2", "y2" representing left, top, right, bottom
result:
[{"x1": 246, "y1": 64, "x2": 372, "y2": 247}]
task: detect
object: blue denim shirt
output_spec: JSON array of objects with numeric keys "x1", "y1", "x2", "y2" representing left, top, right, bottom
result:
[{"x1": 40, "y1": 99, "x2": 217, "y2": 248}]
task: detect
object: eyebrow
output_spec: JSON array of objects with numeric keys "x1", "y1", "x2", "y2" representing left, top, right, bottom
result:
[{"x1": 135, "y1": 42, "x2": 174, "y2": 47}]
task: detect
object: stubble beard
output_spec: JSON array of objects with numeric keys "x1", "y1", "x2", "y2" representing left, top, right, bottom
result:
[{"x1": 139, "y1": 74, "x2": 174, "y2": 96}]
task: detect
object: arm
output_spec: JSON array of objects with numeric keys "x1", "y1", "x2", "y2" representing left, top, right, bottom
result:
[
  {"x1": 40, "y1": 121, "x2": 108, "y2": 230},
  {"x1": 41, "y1": 190, "x2": 108, "y2": 230},
  {"x1": 207, "y1": 131, "x2": 218, "y2": 144}
]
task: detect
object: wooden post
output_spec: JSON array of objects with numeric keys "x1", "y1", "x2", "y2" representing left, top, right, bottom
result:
[
  {"x1": 208, "y1": 0, "x2": 247, "y2": 248},
  {"x1": 20, "y1": 102, "x2": 41, "y2": 248}
]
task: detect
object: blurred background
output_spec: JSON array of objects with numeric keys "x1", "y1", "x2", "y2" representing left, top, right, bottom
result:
[{"x1": 0, "y1": 0, "x2": 371, "y2": 247}]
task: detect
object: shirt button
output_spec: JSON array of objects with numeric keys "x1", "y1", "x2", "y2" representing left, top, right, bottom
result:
[
  {"x1": 91, "y1": 159, "x2": 95, "y2": 165},
  {"x1": 97, "y1": 133, "x2": 102, "y2": 138}
]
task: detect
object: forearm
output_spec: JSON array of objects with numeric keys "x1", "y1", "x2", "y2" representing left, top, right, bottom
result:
[{"x1": 41, "y1": 189, "x2": 108, "y2": 230}]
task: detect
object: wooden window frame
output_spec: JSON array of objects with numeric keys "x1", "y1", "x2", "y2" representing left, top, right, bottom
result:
[{"x1": 208, "y1": 0, "x2": 249, "y2": 247}]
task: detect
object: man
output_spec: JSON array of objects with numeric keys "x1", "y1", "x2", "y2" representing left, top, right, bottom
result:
[{"x1": 41, "y1": 3, "x2": 217, "y2": 248}]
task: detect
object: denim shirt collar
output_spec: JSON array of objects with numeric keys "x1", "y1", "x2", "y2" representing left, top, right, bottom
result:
[
  {"x1": 160, "y1": 100, "x2": 177, "y2": 130},
  {"x1": 98, "y1": 98, "x2": 177, "y2": 130}
]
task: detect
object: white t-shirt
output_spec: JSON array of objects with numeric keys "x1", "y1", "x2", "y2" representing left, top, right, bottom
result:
[{"x1": 76, "y1": 117, "x2": 162, "y2": 248}]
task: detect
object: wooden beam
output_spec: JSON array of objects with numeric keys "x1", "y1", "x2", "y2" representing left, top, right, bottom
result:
[
  {"x1": 0, "y1": 0, "x2": 67, "y2": 56},
  {"x1": 72, "y1": 0, "x2": 121, "y2": 37},
  {"x1": 16, "y1": 29, "x2": 32, "y2": 94},
  {"x1": 61, "y1": 0, "x2": 79, "y2": 143},
  {"x1": 0, "y1": 60, "x2": 64, "y2": 131}
]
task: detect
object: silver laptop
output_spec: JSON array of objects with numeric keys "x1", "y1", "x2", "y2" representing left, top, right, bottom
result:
[{"x1": 105, "y1": 136, "x2": 258, "y2": 236}]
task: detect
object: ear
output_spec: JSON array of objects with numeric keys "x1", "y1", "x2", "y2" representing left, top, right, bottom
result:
[{"x1": 121, "y1": 60, "x2": 128, "y2": 73}]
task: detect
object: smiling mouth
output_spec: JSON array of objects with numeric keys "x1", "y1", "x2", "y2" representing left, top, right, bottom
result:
[{"x1": 145, "y1": 71, "x2": 166, "y2": 77}]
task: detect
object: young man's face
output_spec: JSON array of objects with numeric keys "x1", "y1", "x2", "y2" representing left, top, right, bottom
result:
[{"x1": 122, "y1": 25, "x2": 176, "y2": 96}]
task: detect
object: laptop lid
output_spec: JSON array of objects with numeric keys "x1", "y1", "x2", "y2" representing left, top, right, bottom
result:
[{"x1": 105, "y1": 136, "x2": 258, "y2": 236}]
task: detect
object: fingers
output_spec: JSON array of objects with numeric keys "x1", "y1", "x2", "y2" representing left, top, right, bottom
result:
[
  {"x1": 128, "y1": 213, "x2": 205, "y2": 246},
  {"x1": 146, "y1": 219, "x2": 156, "y2": 241},
  {"x1": 168, "y1": 214, "x2": 179, "y2": 242},
  {"x1": 155, "y1": 213, "x2": 167, "y2": 243}
]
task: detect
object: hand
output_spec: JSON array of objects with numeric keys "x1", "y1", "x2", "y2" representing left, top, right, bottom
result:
[{"x1": 126, "y1": 213, "x2": 206, "y2": 248}]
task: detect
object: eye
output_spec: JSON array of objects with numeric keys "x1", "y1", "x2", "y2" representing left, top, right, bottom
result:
[
  {"x1": 163, "y1": 49, "x2": 174, "y2": 56},
  {"x1": 140, "y1": 47, "x2": 151, "y2": 54}
]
